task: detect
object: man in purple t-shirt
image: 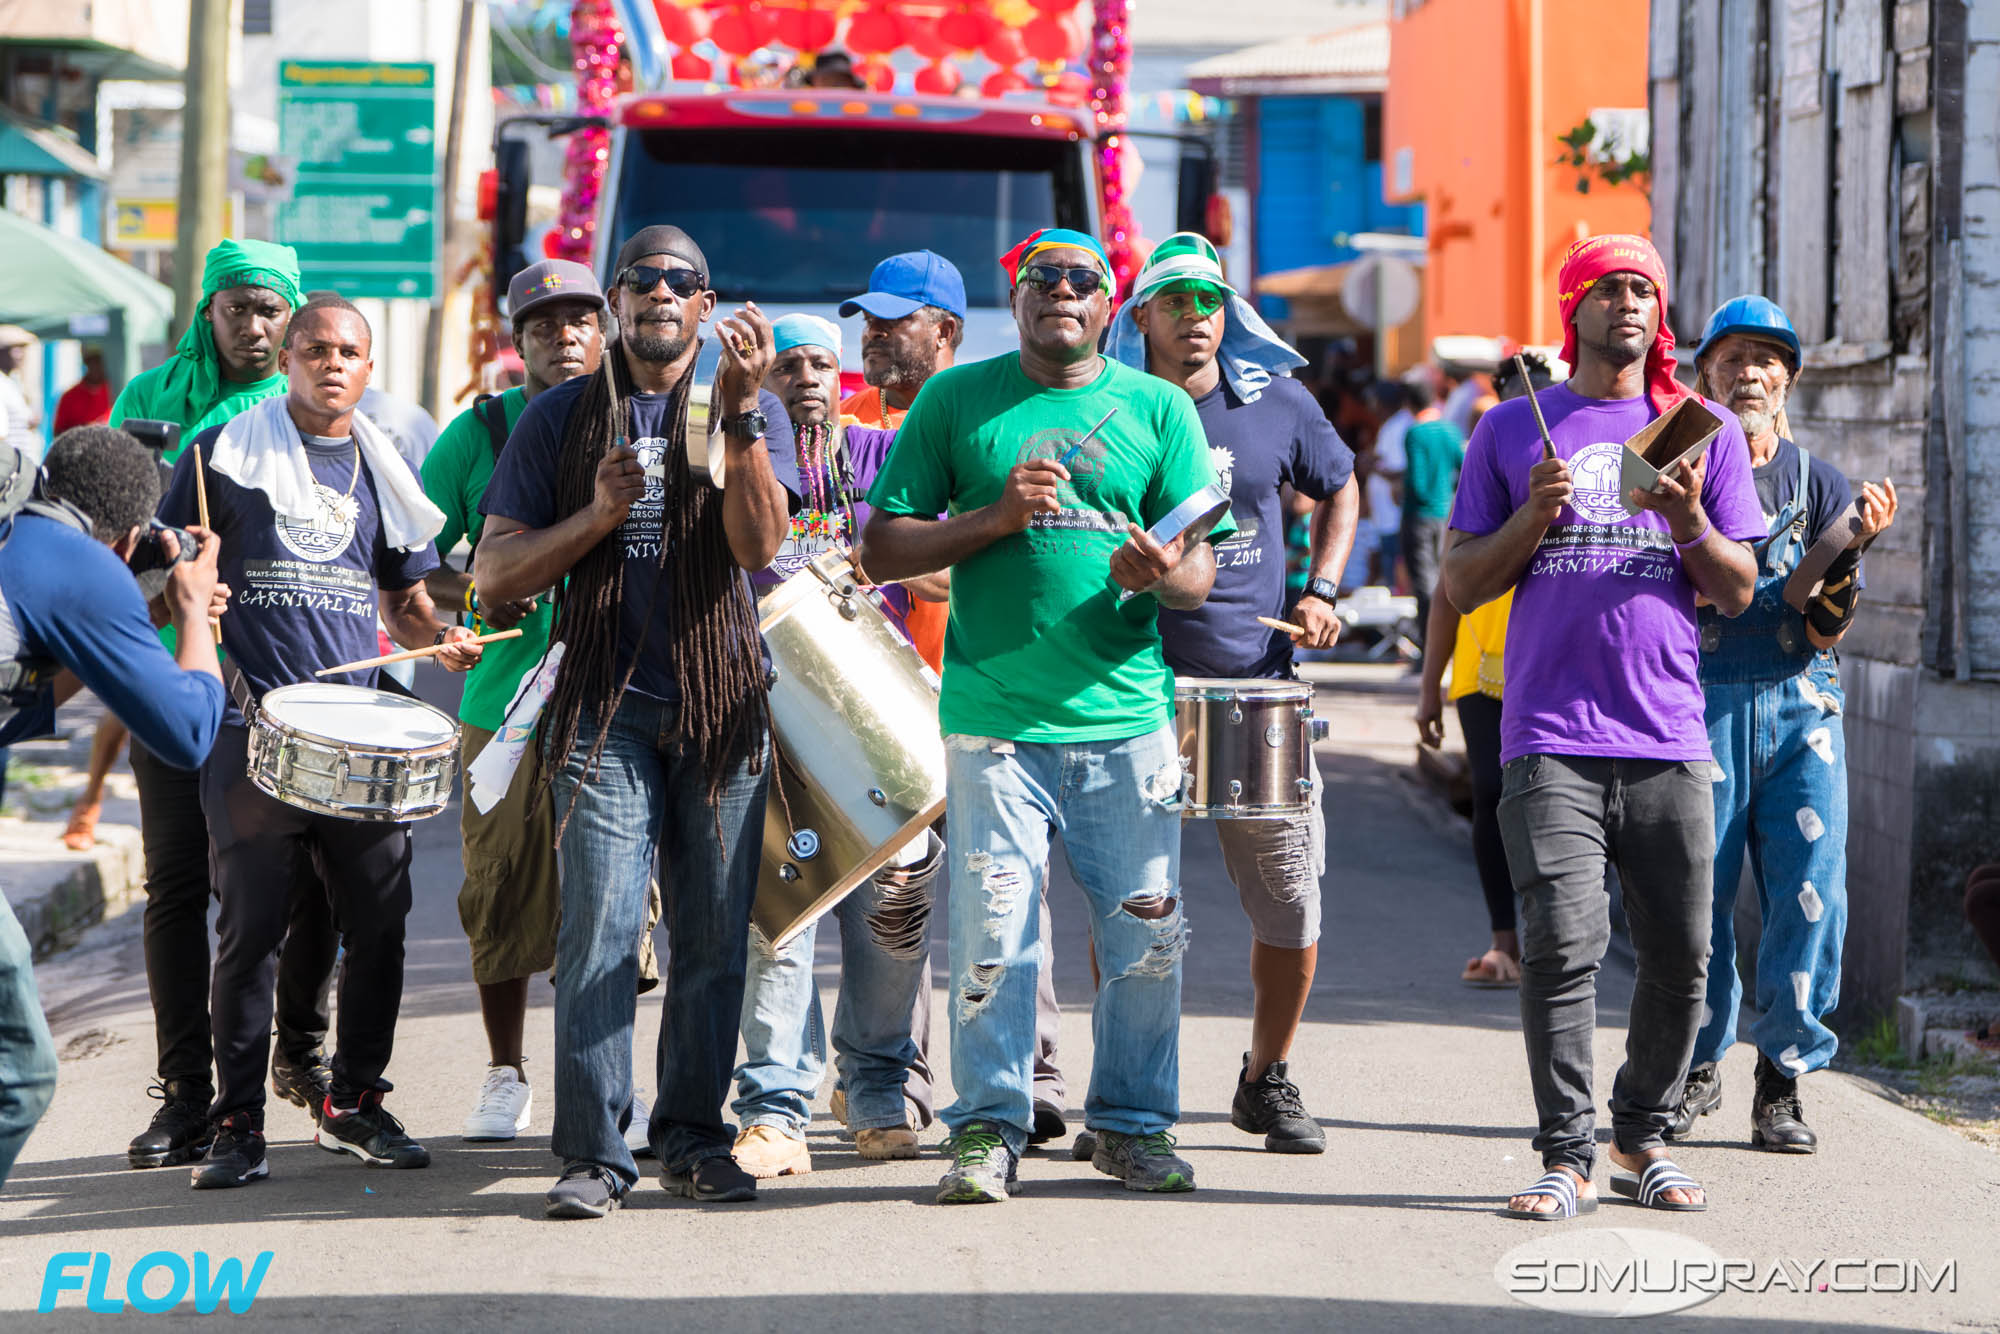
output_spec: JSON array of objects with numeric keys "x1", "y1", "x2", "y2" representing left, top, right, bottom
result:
[{"x1": 1443, "y1": 235, "x2": 1761, "y2": 1221}]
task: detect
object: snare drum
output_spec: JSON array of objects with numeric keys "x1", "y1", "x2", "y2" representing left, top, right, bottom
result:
[
  {"x1": 247, "y1": 683, "x2": 460, "y2": 822},
  {"x1": 1174, "y1": 677, "x2": 1327, "y2": 819}
]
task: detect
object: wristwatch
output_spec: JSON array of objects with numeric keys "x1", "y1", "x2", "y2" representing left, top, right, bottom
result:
[
  {"x1": 720, "y1": 408, "x2": 769, "y2": 440},
  {"x1": 1302, "y1": 576, "x2": 1340, "y2": 606}
]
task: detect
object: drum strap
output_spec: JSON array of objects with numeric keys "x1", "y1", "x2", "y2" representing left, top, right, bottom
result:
[{"x1": 223, "y1": 659, "x2": 258, "y2": 722}]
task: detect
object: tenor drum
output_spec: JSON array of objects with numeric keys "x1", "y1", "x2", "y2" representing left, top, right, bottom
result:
[
  {"x1": 248, "y1": 683, "x2": 460, "y2": 822},
  {"x1": 1174, "y1": 677, "x2": 1327, "y2": 819},
  {"x1": 753, "y1": 550, "x2": 947, "y2": 949}
]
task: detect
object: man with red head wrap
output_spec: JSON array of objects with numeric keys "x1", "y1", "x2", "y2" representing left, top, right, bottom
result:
[{"x1": 1443, "y1": 234, "x2": 1762, "y2": 1221}]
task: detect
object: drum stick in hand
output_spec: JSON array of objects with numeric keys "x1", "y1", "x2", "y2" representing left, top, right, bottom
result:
[
  {"x1": 314, "y1": 627, "x2": 523, "y2": 677},
  {"x1": 1258, "y1": 615, "x2": 1307, "y2": 638},
  {"x1": 1514, "y1": 353, "x2": 1558, "y2": 461},
  {"x1": 192, "y1": 444, "x2": 222, "y2": 644}
]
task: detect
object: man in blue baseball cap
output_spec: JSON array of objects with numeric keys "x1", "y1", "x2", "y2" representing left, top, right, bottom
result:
[
  {"x1": 1667, "y1": 295, "x2": 1898, "y2": 1156},
  {"x1": 838, "y1": 250, "x2": 965, "y2": 430}
]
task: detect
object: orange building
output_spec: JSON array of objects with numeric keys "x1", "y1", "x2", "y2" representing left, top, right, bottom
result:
[{"x1": 1382, "y1": 0, "x2": 1651, "y2": 348}]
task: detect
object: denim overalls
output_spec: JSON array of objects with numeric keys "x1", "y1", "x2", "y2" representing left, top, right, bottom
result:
[{"x1": 1691, "y1": 446, "x2": 1847, "y2": 1076}]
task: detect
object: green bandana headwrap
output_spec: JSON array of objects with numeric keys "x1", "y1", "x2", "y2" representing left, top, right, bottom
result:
[{"x1": 109, "y1": 239, "x2": 304, "y2": 454}]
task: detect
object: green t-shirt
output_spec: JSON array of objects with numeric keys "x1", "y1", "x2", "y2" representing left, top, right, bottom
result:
[
  {"x1": 109, "y1": 365, "x2": 289, "y2": 462},
  {"x1": 866, "y1": 354, "x2": 1233, "y2": 743},
  {"x1": 1402, "y1": 417, "x2": 1466, "y2": 521},
  {"x1": 420, "y1": 388, "x2": 556, "y2": 732}
]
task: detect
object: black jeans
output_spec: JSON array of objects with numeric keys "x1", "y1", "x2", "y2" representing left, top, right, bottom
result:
[
  {"x1": 1453, "y1": 693, "x2": 1515, "y2": 932},
  {"x1": 1498, "y1": 753, "x2": 1714, "y2": 1178},
  {"x1": 200, "y1": 726, "x2": 413, "y2": 1126},
  {"x1": 130, "y1": 741, "x2": 338, "y2": 1098},
  {"x1": 1400, "y1": 512, "x2": 1448, "y2": 648}
]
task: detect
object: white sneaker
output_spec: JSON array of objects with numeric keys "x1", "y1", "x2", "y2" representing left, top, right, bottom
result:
[
  {"x1": 462, "y1": 1066, "x2": 532, "y2": 1141},
  {"x1": 626, "y1": 1094, "x2": 654, "y2": 1158}
]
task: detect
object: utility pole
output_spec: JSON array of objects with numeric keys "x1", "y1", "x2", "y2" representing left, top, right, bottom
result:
[{"x1": 172, "y1": 0, "x2": 232, "y2": 340}]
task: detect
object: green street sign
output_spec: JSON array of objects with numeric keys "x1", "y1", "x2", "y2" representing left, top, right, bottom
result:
[{"x1": 278, "y1": 61, "x2": 438, "y2": 300}]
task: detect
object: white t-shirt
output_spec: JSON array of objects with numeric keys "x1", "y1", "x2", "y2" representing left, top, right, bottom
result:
[
  {"x1": 0, "y1": 374, "x2": 43, "y2": 463},
  {"x1": 358, "y1": 387, "x2": 439, "y2": 471}
]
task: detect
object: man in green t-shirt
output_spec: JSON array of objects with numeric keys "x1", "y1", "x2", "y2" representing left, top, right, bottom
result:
[
  {"x1": 861, "y1": 227, "x2": 1230, "y2": 1204},
  {"x1": 420, "y1": 259, "x2": 608, "y2": 1143}
]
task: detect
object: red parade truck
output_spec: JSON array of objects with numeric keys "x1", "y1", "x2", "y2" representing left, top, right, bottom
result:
[{"x1": 489, "y1": 77, "x2": 1216, "y2": 382}]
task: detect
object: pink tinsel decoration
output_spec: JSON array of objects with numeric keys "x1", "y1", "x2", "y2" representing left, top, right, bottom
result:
[
  {"x1": 1089, "y1": 0, "x2": 1136, "y2": 293},
  {"x1": 556, "y1": 0, "x2": 622, "y2": 263}
]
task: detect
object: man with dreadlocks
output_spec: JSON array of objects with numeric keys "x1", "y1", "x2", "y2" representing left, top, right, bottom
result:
[
  {"x1": 730, "y1": 313, "x2": 943, "y2": 1179},
  {"x1": 476, "y1": 224, "x2": 800, "y2": 1220},
  {"x1": 861, "y1": 227, "x2": 1231, "y2": 1204}
]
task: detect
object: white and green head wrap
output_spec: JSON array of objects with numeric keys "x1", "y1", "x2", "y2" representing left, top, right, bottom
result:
[{"x1": 1107, "y1": 231, "x2": 1306, "y2": 403}]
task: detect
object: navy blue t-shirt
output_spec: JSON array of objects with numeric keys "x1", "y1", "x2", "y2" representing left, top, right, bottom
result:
[
  {"x1": 1754, "y1": 437, "x2": 1854, "y2": 544},
  {"x1": 480, "y1": 376, "x2": 799, "y2": 701},
  {"x1": 1158, "y1": 376, "x2": 1355, "y2": 679},
  {"x1": 0, "y1": 514, "x2": 224, "y2": 768},
  {"x1": 163, "y1": 423, "x2": 439, "y2": 721}
]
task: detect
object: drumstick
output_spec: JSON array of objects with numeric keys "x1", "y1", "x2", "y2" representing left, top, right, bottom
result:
[
  {"x1": 1258, "y1": 615, "x2": 1306, "y2": 637},
  {"x1": 1514, "y1": 353, "x2": 1558, "y2": 461},
  {"x1": 313, "y1": 627, "x2": 523, "y2": 677},
  {"x1": 192, "y1": 444, "x2": 222, "y2": 644}
]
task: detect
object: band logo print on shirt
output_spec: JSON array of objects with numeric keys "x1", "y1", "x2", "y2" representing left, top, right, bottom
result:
[
  {"x1": 272, "y1": 481, "x2": 360, "y2": 563},
  {"x1": 1563, "y1": 442, "x2": 1629, "y2": 524}
]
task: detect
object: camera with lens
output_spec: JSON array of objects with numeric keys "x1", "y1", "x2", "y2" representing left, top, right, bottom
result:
[
  {"x1": 127, "y1": 518, "x2": 200, "y2": 601},
  {"x1": 121, "y1": 419, "x2": 181, "y2": 490}
]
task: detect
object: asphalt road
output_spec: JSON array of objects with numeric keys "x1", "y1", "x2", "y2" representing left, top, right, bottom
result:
[{"x1": 2, "y1": 665, "x2": 1995, "y2": 1332}]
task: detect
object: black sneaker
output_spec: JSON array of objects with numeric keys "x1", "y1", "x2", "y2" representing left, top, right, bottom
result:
[
  {"x1": 272, "y1": 1048, "x2": 333, "y2": 1118},
  {"x1": 936, "y1": 1122, "x2": 1018, "y2": 1204},
  {"x1": 660, "y1": 1155, "x2": 757, "y2": 1203},
  {"x1": 1751, "y1": 1052, "x2": 1817, "y2": 1153},
  {"x1": 1229, "y1": 1054, "x2": 1327, "y2": 1154},
  {"x1": 129, "y1": 1079, "x2": 215, "y2": 1169},
  {"x1": 1665, "y1": 1062, "x2": 1723, "y2": 1141},
  {"x1": 1070, "y1": 1129, "x2": 1098, "y2": 1162},
  {"x1": 1029, "y1": 1099, "x2": 1067, "y2": 1145},
  {"x1": 1090, "y1": 1129, "x2": 1196, "y2": 1192},
  {"x1": 545, "y1": 1163, "x2": 628, "y2": 1219},
  {"x1": 315, "y1": 1089, "x2": 431, "y2": 1168},
  {"x1": 190, "y1": 1116, "x2": 266, "y2": 1190}
]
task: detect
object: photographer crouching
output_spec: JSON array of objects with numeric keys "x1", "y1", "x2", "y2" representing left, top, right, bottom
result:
[{"x1": 0, "y1": 425, "x2": 227, "y2": 1188}]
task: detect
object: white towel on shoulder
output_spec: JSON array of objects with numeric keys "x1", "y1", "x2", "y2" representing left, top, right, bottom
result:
[{"x1": 205, "y1": 394, "x2": 446, "y2": 552}]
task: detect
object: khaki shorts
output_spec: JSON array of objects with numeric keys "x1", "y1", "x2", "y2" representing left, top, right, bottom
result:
[{"x1": 458, "y1": 725, "x2": 662, "y2": 988}]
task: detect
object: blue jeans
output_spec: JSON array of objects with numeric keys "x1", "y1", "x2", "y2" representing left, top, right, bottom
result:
[
  {"x1": 549, "y1": 694, "x2": 767, "y2": 1185},
  {"x1": 941, "y1": 726, "x2": 1188, "y2": 1155},
  {"x1": 732, "y1": 834, "x2": 940, "y2": 1135},
  {"x1": 1695, "y1": 657, "x2": 1848, "y2": 1075},
  {"x1": 0, "y1": 892, "x2": 57, "y2": 1187}
]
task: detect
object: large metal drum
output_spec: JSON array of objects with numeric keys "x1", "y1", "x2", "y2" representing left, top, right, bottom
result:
[
  {"x1": 1174, "y1": 677, "x2": 1326, "y2": 819},
  {"x1": 753, "y1": 550, "x2": 946, "y2": 948}
]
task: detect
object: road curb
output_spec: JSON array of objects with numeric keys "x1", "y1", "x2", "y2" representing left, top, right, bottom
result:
[{"x1": 5, "y1": 822, "x2": 145, "y2": 961}]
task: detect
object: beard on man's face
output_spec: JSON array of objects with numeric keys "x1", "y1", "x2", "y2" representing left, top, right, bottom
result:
[
  {"x1": 626, "y1": 326, "x2": 689, "y2": 365},
  {"x1": 864, "y1": 351, "x2": 929, "y2": 390}
]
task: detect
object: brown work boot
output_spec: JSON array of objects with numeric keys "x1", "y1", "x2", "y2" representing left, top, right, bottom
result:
[
  {"x1": 732, "y1": 1124, "x2": 811, "y2": 1178},
  {"x1": 855, "y1": 1127, "x2": 920, "y2": 1160}
]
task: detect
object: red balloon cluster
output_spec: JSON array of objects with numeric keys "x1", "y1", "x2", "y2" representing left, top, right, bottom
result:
[{"x1": 653, "y1": 1, "x2": 1089, "y2": 72}]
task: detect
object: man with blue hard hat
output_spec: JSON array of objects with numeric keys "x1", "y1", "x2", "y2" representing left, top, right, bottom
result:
[
  {"x1": 838, "y1": 251, "x2": 966, "y2": 430},
  {"x1": 1667, "y1": 294, "x2": 1899, "y2": 1153}
]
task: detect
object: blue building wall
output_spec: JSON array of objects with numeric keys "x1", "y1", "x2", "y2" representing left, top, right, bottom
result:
[{"x1": 1254, "y1": 95, "x2": 1423, "y2": 320}]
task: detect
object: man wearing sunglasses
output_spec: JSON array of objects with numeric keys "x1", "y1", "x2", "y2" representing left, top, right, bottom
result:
[
  {"x1": 860, "y1": 227, "x2": 1231, "y2": 1204},
  {"x1": 476, "y1": 224, "x2": 801, "y2": 1219},
  {"x1": 1107, "y1": 231, "x2": 1360, "y2": 1158}
]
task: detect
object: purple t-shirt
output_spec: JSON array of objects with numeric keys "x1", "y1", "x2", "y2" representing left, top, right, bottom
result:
[{"x1": 1447, "y1": 385, "x2": 1764, "y2": 764}]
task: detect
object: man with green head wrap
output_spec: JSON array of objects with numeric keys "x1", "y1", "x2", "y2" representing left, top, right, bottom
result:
[
  {"x1": 110, "y1": 238, "x2": 304, "y2": 451},
  {"x1": 109, "y1": 239, "x2": 339, "y2": 1175}
]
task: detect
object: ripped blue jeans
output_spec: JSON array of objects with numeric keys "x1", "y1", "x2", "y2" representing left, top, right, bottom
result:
[{"x1": 940, "y1": 725, "x2": 1187, "y2": 1155}]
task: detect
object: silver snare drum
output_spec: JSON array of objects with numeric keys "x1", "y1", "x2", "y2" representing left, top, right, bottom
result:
[
  {"x1": 247, "y1": 683, "x2": 461, "y2": 822},
  {"x1": 1174, "y1": 676, "x2": 1326, "y2": 819}
]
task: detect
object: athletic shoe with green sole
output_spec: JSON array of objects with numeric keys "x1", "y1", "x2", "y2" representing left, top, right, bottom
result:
[
  {"x1": 936, "y1": 1122, "x2": 1018, "y2": 1204},
  {"x1": 1091, "y1": 1129, "x2": 1196, "y2": 1192}
]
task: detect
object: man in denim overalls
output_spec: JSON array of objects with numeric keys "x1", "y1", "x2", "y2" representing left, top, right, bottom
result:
[{"x1": 1670, "y1": 295, "x2": 1899, "y2": 1152}]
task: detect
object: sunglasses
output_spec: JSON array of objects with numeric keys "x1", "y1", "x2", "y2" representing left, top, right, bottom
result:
[
  {"x1": 1018, "y1": 264, "x2": 1106, "y2": 296},
  {"x1": 1154, "y1": 288, "x2": 1225, "y2": 318},
  {"x1": 619, "y1": 265, "x2": 706, "y2": 299}
]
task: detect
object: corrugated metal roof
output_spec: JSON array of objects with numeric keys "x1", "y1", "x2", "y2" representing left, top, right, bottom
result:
[
  {"x1": 1184, "y1": 18, "x2": 1390, "y2": 94},
  {"x1": 1131, "y1": 0, "x2": 1383, "y2": 50}
]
